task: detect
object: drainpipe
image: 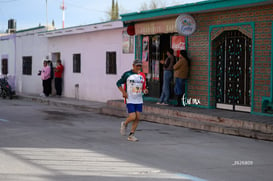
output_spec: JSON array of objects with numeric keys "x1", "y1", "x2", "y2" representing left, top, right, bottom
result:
[
  {"x1": 75, "y1": 83, "x2": 79, "y2": 100},
  {"x1": 12, "y1": 33, "x2": 17, "y2": 93}
]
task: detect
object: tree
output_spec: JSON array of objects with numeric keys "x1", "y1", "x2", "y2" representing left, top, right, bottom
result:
[
  {"x1": 140, "y1": 2, "x2": 148, "y2": 11},
  {"x1": 139, "y1": 0, "x2": 166, "y2": 11},
  {"x1": 111, "y1": 0, "x2": 115, "y2": 19},
  {"x1": 107, "y1": 0, "x2": 119, "y2": 20},
  {"x1": 115, "y1": 1, "x2": 119, "y2": 20}
]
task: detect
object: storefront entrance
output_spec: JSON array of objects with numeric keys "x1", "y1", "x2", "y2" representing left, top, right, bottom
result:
[
  {"x1": 144, "y1": 34, "x2": 176, "y2": 99},
  {"x1": 214, "y1": 30, "x2": 251, "y2": 112}
]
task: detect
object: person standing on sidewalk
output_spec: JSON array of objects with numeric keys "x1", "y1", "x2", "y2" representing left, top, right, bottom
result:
[
  {"x1": 116, "y1": 60, "x2": 148, "y2": 142},
  {"x1": 157, "y1": 48, "x2": 175, "y2": 105},
  {"x1": 54, "y1": 60, "x2": 64, "y2": 97},
  {"x1": 47, "y1": 61, "x2": 54, "y2": 95},
  {"x1": 40, "y1": 60, "x2": 51, "y2": 97},
  {"x1": 174, "y1": 50, "x2": 190, "y2": 107}
]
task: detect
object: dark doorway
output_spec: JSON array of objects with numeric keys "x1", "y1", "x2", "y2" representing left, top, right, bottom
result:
[
  {"x1": 147, "y1": 34, "x2": 172, "y2": 98},
  {"x1": 1, "y1": 59, "x2": 8, "y2": 75},
  {"x1": 51, "y1": 52, "x2": 61, "y2": 67}
]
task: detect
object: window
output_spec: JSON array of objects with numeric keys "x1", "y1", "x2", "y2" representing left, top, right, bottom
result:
[
  {"x1": 106, "y1": 52, "x2": 117, "y2": 74},
  {"x1": 1, "y1": 59, "x2": 8, "y2": 75},
  {"x1": 73, "y1": 54, "x2": 81, "y2": 73},
  {"x1": 22, "y1": 56, "x2": 32, "y2": 75}
]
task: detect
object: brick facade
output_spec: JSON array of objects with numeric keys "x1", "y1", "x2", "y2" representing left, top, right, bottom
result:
[{"x1": 187, "y1": 4, "x2": 273, "y2": 112}]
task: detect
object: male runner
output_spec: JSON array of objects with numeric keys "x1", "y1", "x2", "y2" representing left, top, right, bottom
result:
[{"x1": 116, "y1": 60, "x2": 148, "y2": 141}]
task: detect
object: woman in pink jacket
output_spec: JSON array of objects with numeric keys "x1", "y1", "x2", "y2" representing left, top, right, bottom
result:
[{"x1": 41, "y1": 60, "x2": 51, "y2": 97}]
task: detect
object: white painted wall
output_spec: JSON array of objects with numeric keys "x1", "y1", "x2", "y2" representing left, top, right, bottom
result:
[
  {"x1": 1, "y1": 22, "x2": 134, "y2": 102},
  {"x1": 48, "y1": 27, "x2": 134, "y2": 102},
  {"x1": 0, "y1": 34, "x2": 16, "y2": 76},
  {"x1": 15, "y1": 28, "x2": 49, "y2": 94}
]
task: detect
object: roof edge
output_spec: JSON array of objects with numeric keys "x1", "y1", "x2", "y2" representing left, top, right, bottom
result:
[
  {"x1": 38, "y1": 20, "x2": 123, "y2": 38},
  {"x1": 16, "y1": 26, "x2": 46, "y2": 33},
  {"x1": 121, "y1": 0, "x2": 272, "y2": 23},
  {"x1": 39, "y1": 20, "x2": 122, "y2": 34}
]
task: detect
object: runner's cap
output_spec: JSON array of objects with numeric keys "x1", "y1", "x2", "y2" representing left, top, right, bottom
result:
[{"x1": 133, "y1": 60, "x2": 142, "y2": 66}]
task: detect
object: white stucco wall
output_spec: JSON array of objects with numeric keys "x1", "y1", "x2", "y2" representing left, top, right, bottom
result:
[
  {"x1": 0, "y1": 34, "x2": 16, "y2": 76},
  {"x1": 1, "y1": 22, "x2": 134, "y2": 102},
  {"x1": 15, "y1": 28, "x2": 49, "y2": 94},
  {"x1": 48, "y1": 27, "x2": 134, "y2": 102}
]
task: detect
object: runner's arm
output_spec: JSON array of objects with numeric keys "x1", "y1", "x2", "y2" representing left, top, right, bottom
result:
[
  {"x1": 116, "y1": 72, "x2": 128, "y2": 98},
  {"x1": 118, "y1": 86, "x2": 128, "y2": 99}
]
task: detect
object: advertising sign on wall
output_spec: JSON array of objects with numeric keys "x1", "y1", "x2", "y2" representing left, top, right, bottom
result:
[
  {"x1": 176, "y1": 14, "x2": 196, "y2": 36},
  {"x1": 171, "y1": 36, "x2": 186, "y2": 50},
  {"x1": 171, "y1": 36, "x2": 186, "y2": 57}
]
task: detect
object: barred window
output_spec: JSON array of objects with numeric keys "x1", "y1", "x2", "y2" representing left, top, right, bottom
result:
[
  {"x1": 73, "y1": 54, "x2": 81, "y2": 73},
  {"x1": 106, "y1": 52, "x2": 116, "y2": 74},
  {"x1": 1, "y1": 59, "x2": 8, "y2": 75},
  {"x1": 22, "y1": 56, "x2": 32, "y2": 75}
]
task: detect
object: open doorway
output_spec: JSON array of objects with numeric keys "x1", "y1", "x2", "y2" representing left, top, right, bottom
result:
[
  {"x1": 146, "y1": 34, "x2": 172, "y2": 98},
  {"x1": 51, "y1": 52, "x2": 61, "y2": 96},
  {"x1": 51, "y1": 52, "x2": 61, "y2": 67}
]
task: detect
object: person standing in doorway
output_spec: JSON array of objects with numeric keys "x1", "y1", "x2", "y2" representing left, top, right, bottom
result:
[
  {"x1": 54, "y1": 60, "x2": 64, "y2": 97},
  {"x1": 47, "y1": 61, "x2": 54, "y2": 95},
  {"x1": 117, "y1": 60, "x2": 148, "y2": 142},
  {"x1": 157, "y1": 48, "x2": 175, "y2": 105},
  {"x1": 174, "y1": 50, "x2": 190, "y2": 107},
  {"x1": 40, "y1": 60, "x2": 51, "y2": 97}
]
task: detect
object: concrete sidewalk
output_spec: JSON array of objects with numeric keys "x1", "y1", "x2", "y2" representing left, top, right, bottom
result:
[
  {"x1": 16, "y1": 94, "x2": 273, "y2": 141},
  {"x1": 17, "y1": 93, "x2": 106, "y2": 113},
  {"x1": 102, "y1": 100, "x2": 273, "y2": 141}
]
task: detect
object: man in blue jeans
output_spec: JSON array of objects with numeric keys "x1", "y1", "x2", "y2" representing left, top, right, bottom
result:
[
  {"x1": 157, "y1": 49, "x2": 175, "y2": 105},
  {"x1": 116, "y1": 60, "x2": 148, "y2": 142}
]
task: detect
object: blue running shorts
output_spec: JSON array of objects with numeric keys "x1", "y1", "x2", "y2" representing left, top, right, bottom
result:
[{"x1": 126, "y1": 104, "x2": 143, "y2": 113}]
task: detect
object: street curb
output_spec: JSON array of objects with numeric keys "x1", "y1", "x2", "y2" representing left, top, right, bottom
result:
[
  {"x1": 102, "y1": 100, "x2": 273, "y2": 141},
  {"x1": 17, "y1": 94, "x2": 105, "y2": 113},
  {"x1": 15, "y1": 95, "x2": 273, "y2": 141}
]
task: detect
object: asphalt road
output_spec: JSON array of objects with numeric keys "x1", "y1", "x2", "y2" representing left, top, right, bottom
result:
[{"x1": 0, "y1": 99, "x2": 273, "y2": 181}]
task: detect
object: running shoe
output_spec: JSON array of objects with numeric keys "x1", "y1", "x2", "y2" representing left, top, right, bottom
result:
[
  {"x1": 128, "y1": 134, "x2": 139, "y2": 142},
  {"x1": 120, "y1": 121, "x2": 127, "y2": 136}
]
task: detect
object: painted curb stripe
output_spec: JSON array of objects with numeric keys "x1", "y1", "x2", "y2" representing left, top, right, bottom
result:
[
  {"x1": 0, "y1": 119, "x2": 9, "y2": 122},
  {"x1": 177, "y1": 173, "x2": 208, "y2": 181}
]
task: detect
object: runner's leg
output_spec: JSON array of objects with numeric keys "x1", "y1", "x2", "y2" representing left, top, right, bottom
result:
[
  {"x1": 124, "y1": 112, "x2": 136, "y2": 126},
  {"x1": 130, "y1": 111, "x2": 140, "y2": 133}
]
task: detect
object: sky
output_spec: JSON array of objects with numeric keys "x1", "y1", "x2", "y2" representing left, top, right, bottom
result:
[{"x1": 0, "y1": 0, "x2": 204, "y2": 32}]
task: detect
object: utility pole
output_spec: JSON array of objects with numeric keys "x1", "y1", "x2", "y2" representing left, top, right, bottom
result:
[
  {"x1": 46, "y1": 0, "x2": 48, "y2": 28},
  {"x1": 60, "y1": 0, "x2": 66, "y2": 28}
]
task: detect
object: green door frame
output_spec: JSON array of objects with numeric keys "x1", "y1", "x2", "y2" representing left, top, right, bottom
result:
[
  {"x1": 260, "y1": 22, "x2": 273, "y2": 117},
  {"x1": 208, "y1": 22, "x2": 255, "y2": 111}
]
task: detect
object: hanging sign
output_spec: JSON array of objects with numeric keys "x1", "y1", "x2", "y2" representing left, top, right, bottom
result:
[
  {"x1": 142, "y1": 36, "x2": 149, "y2": 73},
  {"x1": 176, "y1": 14, "x2": 196, "y2": 36}
]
